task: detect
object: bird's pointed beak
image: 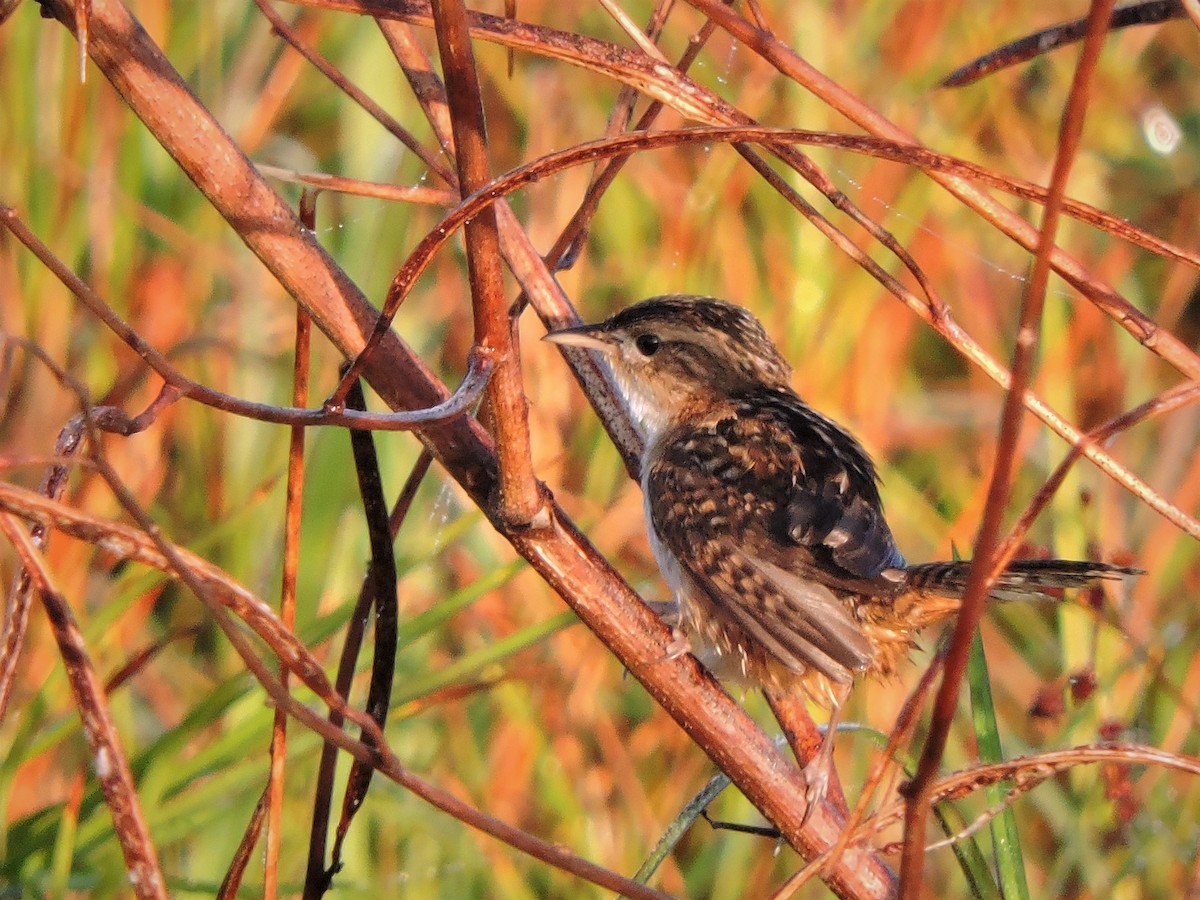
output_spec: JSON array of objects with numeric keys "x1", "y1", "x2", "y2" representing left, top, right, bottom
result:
[{"x1": 543, "y1": 324, "x2": 613, "y2": 352}]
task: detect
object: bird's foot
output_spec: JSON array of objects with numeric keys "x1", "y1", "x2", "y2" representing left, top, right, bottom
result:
[
  {"x1": 661, "y1": 627, "x2": 693, "y2": 662},
  {"x1": 800, "y1": 754, "x2": 833, "y2": 828}
]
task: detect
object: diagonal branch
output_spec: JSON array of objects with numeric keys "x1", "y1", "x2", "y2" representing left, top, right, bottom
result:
[
  {"x1": 0, "y1": 515, "x2": 167, "y2": 900},
  {"x1": 27, "y1": 1, "x2": 893, "y2": 894},
  {"x1": 900, "y1": 2, "x2": 1116, "y2": 892}
]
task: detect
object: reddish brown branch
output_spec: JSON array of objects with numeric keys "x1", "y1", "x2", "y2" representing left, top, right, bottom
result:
[
  {"x1": 0, "y1": 515, "x2": 167, "y2": 899},
  {"x1": 899, "y1": 3, "x2": 1117, "y2": 892},
  {"x1": 431, "y1": 0, "x2": 541, "y2": 527},
  {"x1": 890, "y1": 742, "x2": 1200, "y2": 829},
  {"x1": 765, "y1": 691, "x2": 850, "y2": 824},
  {"x1": 264, "y1": 234, "x2": 313, "y2": 898},
  {"x1": 255, "y1": 164, "x2": 458, "y2": 206},
  {"x1": 219, "y1": 792, "x2": 269, "y2": 900}
]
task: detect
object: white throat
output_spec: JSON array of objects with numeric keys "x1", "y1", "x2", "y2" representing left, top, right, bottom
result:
[{"x1": 609, "y1": 365, "x2": 675, "y2": 446}]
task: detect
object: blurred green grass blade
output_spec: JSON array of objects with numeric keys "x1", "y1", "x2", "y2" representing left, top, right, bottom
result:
[
  {"x1": 47, "y1": 791, "x2": 79, "y2": 900},
  {"x1": 968, "y1": 631, "x2": 1030, "y2": 900},
  {"x1": 931, "y1": 793, "x2": 1001, "y2": 900},
  {"x1": 396, "y1": 558, "x2": 525, "y2": 647},
  {"x1": 394, "y1": 610, "x2": 578, "y2": 706},
  {"x1": 627, "y1": 771, "x2": 733, "y2": 891}
]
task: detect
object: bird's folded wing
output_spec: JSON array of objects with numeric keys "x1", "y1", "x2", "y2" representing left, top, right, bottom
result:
[
  {"x1": 767, "y1": 398, "x2": 908, "y2": 581},
  {"x1": 677, "y1": 537, "x2": 874, "y2": 683}
]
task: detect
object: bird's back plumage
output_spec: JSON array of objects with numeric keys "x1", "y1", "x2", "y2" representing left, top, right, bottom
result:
[
  {"x1": 644, "y1": 383, "x2": 1134, "y2": 702},
  {"x1": 645, "y1": 387, "x2": 903, "y2": 699}
]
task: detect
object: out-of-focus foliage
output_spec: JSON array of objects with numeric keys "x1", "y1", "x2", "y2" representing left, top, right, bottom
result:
[{"x1": 1, "y1": 1, "x2": 1198, "y2": 896}]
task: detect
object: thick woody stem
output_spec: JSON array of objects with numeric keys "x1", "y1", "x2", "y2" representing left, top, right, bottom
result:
[
  {"x1": 28, "y1": 1, "x2": 893, "y2": 896},
  {"x1": 431, "y1": 0, "x2": 542, "y2": 526}
]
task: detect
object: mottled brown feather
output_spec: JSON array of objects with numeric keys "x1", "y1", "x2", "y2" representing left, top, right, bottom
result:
[{"x1": 547, "y1": 296, "x2": 1140, "y2": 708}]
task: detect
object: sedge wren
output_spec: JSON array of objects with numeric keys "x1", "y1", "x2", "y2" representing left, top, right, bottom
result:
[{"x1": 545, "y1": 295, "x2": 1136, "y2": 810}]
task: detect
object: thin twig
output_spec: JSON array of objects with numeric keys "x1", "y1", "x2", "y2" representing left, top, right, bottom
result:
[
  {"x1": 0, "y1": 515, "x2": 167, "y2": 899},
  {"x1": 900, "y1": 4, "x2": 1116, "y2": 892},
  {"x1": 0, "y1": 205, "x2": 495, "y2": 431},
  {"x1": 597, "y1": 0, "x2": 670, "y2": 63},
  {"x1": 264, "y1": 211, "x2": 313, "y2": 898},
  {"x1": 256, "y1": 163, "x2": 458, "y2": 205},
  {"x1": 939, "y1": 1, "x2": 1185, "y2": 87},
  {"x1": 325, "y1": 377, "x2": 401, "y2": 884},
  {"x1": 219, "y1": 791, "x2": 269, "y2": 900}
]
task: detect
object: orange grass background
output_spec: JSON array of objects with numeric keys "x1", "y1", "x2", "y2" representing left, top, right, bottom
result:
[{"x1": 2, "y1": 0, "x2": 1200, "y2": 896}]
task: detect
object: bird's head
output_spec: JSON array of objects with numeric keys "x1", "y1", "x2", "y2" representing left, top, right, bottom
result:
[{"x1": 544, "y1": 295, "x2": 792, "y2": 439}]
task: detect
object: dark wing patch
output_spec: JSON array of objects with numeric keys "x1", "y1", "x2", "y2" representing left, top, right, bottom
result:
[{"x1": 755, "y1": 393, "x2": 908, "y2": 581}]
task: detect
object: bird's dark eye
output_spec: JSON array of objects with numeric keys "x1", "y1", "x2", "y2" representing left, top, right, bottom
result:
[{"x1": 634, "y1": 333, "x2": 661, "y2": 356}]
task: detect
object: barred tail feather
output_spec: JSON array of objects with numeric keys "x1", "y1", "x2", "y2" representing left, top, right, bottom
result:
[{"x1": 904, "y1": 559, "x2": 1141, "y2": 603}]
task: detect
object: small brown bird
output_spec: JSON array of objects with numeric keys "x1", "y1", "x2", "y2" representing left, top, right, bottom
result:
[{"x1": 545, "y1": 295, "x2": 1136, "y2": 810}]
